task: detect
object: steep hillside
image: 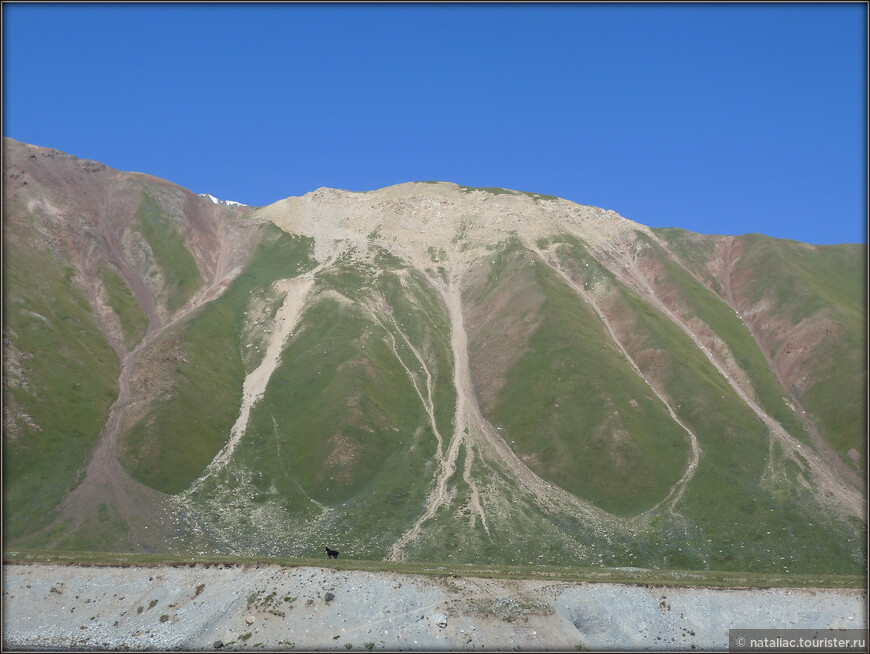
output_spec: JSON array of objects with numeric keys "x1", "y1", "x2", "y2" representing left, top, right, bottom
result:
[
  {"x1": 656, "y1": 229, "x2": 866, "y2": 477},
  {"x1": 3, "y1": 137, "x2": 263, "y2": 549},
  {"x1": 3, "y1": 139, "x2": 865, "y2": 575}
]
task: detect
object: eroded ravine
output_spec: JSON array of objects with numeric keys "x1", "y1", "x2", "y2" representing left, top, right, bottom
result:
[
  {"x1": 388, "y1": 272, "x2": 474, "y2": 561},
  {"x1": 42, "y1": 220, "x2": 253, "y2": 549},
  {"x1": 389, "y1": 262, "x2": 620, "y2": 560},
  {"x1": 713, "y1": 237, "x2": 865, "y2": 495},
  {"x1": 540, "y1": 253, "x2": 702, "y2": 516},
  {"x1": 600, "y1": 240, "x2": 866, "y2": 521},
  {"x1": 369, "y1": 308, "x2": 445, "y2": 459},
  {"x1": 190, "y1": 277, "x2": 314, "y2": 486},
  {"x1": 436, "y1": 267, "x2": 620, "y2": 528}
]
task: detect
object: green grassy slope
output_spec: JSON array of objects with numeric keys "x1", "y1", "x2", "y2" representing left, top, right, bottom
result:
[
  {"x1": 118, "y1": 226, "x2": 316, "y2": 493},
  {"x1": 656, "y1": 229, "x2": 867, "y2": 474},
  {"x1": 385, "y1": 237, "x2": 864, "y2": 574},
  {"x1": 639, "y1": 232, "x2": 814, "y2": 445},
  {"x1": 99, "y1": 264, "x2": 149, "y2": 349},
  {"x1": 464, "y1": 240, "x2": 688, "y2": 516},
  {"x1": 738, "y1": 236, "x2": 864, "y2": 326},
  {"x1": 3, "y1": 211, "x2": 119, "y2": 543},
  {"x1": 178, "y1": 249, "x2": 456, "y2": 558},
  {"x1": 732, "y1": 235, "x2": 866, "y2": 471},
  {"x1": 373, "y1": 250, "x2": 456, "y2": 440},
  {"x1": 557, "y1": 238, "x2": 863, "y2": 572},
  {"x1": 244, "y1": 297, "x2": 424, "y2": 505},
  {"x1": 132, "y1": 192, "x2": 203, "y2": 313}
]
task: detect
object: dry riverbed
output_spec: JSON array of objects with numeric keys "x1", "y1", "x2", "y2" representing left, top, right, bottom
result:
[{"x1": 2, "y1": 563, "x2": 866, "y2": 651}]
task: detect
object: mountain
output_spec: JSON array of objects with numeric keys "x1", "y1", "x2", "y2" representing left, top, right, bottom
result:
[{"x1": 3, "y1": 137, "x2": 866, "y2": 574}]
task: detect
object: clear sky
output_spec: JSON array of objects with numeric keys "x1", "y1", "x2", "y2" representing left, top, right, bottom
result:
[{"x1": 3, "y1": 2, "x2": 867, "y2": 244}]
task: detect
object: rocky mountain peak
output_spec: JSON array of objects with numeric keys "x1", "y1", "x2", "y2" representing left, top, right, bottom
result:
[{"x1": 257, "y1": 180, "x2": 649, "y2": 268}]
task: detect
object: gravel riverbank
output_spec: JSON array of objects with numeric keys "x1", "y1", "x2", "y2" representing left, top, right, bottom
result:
[{"x1": 2, "y1": 563, "x2": 865, "y2": 651}]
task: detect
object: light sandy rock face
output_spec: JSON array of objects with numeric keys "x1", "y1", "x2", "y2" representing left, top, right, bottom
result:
[{"x1": 256, "y1": 182, "x2": 649, "y2": 269}]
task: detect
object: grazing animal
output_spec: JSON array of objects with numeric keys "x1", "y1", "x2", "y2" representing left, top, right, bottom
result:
[{"x1": 325, "y1": 546, "x2": 339, "y2": 559}]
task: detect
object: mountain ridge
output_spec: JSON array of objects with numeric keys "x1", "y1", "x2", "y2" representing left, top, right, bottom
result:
[{"x1": 3, "y1": 138, "x2": 865, "y2": 575}]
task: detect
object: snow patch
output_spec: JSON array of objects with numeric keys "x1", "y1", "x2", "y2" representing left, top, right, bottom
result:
[{"x1": 198, "y1": 193, "x2": 246, "y2": 207}]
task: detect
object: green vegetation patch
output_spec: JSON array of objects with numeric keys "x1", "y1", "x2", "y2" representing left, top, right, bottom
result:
[
  {"x1": 656, "y1": 229, "x2": 866, "y2": 475},
  {"x1": 733, "y1": 235, "x2": 866, "y2": 470},
  {"x1": 3, "y1": 219, "x2": 119, "y2": 544},
  {"x1": 132, "y1": 191, "x2": 202, "y2": 313},
  {"x1": 119, "y1": 226, "x2": 316, "y2": 494},
  {"x1": 637, "y1": 232, "x2": 813, "y2": 446},
  {"x1": 738, "y1": 236, "x2": 864, "y2": 327},
  {"x1": 99, "y1": 264, "x2": 148, "y2": 349},
  {"x1": 652, "y1": 228, "x2": 718, "y2": 283},
  {"x1": 519, "y1": 190, "x2": 558, "y2": 202},
  {"x1": 6, "y1": 550, "x2": 863, "y2": 590},
  {"x1": 233, "y1": 262, "x2": 447, "y2": 549},
  {"x1": 547, "y1": 235, "x2": 865, "y2": 575},
  {"x1": 182, "y1": 252, "x2": 453, "y2": 557},
  {"x1": 457, "y1": 185, "x2": 516, "y2": 196},
  {"x1": 244, "y1": 295, "x2": 423, "y2": 503},
  {"x1": 455, "y1": 185, "x2": 558, "y2": 201},
  {"x1": 466, "y1": 241, "x2": 688, "y2": 516},
  {"x1": 373, "y1": 262, "x2": 455, "y2": 440}
]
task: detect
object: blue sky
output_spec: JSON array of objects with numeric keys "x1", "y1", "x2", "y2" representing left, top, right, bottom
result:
[{"x1": 3, "y1": 3, "x2": 866, "y2": 244}]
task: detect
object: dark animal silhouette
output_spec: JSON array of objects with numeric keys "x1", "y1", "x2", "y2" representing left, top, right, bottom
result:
[{"x1": 325, "y1": 546, "x2": 339, "y2": 559}]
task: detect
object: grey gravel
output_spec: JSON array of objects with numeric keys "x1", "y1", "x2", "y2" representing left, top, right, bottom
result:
[{"x1": 2, "y1": 563, "x2": 865, "y2": 651}]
